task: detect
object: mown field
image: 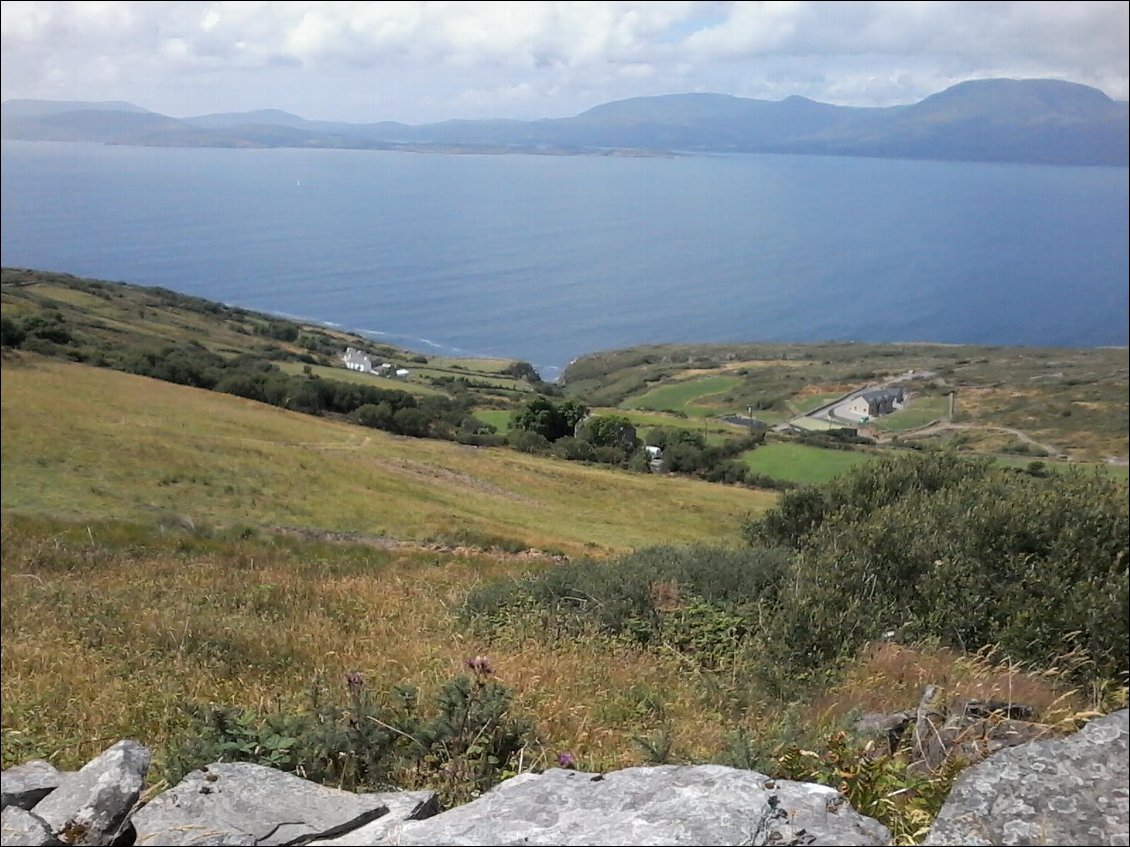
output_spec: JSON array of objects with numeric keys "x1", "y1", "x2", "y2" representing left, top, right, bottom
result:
[
  {"x1": 742, "y1": 442, "x2": 879, "y2": 484},
  {"x1": 622, "y1": 375, "x2": 744, "y2": 417}
]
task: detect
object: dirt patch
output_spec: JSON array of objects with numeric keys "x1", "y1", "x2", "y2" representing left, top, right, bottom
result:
[
  {"x1": 378, "y1": 456, "x2": 536, "y2": 504},
  {"x1": 271, "y1": 526, "x2": 569, "y2": 564}
]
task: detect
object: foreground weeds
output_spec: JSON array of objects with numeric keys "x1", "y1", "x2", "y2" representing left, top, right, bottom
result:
[{"x1": 4, "y1": 512, "x2": 1124, "y2": 842}]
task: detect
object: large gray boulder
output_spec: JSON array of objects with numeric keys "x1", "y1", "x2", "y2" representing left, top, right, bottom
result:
[
  {"x1": 131, "y1": 763, "x2": 425, "y2": 846},
  {"x1": 1, "y1": 806, "x2": 61, "y2": 846},
  {"x1": 31, "y1": 739, "x2": 149, "y2": 846},
  {"x1": 925, "y1": 709, "x2": 1129, "y2": 846},
  {"x1": 1, "y1": 760, "x2": 63, "y2": 811},
  {"x1": 378, "y1": 764, "x2": 890, "y2": 846}
]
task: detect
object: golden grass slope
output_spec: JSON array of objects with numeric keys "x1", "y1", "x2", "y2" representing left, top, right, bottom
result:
[{"x1": 1, "y1": 356, "x2": 771, "y2": 556}]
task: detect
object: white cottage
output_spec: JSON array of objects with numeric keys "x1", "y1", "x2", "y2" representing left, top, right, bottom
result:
[{"x1": 342, "y1": 347, "x2": 373, "y2": 373}]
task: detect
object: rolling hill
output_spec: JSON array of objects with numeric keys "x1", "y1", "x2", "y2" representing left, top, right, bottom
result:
[{"x1": 4, "y1": 78, "x2": 1126, "y2": 165}]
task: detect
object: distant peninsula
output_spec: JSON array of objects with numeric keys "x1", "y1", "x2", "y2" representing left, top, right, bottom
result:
[{"x1": 3, "y1": 77, "x2": 1127, "y2": 166}]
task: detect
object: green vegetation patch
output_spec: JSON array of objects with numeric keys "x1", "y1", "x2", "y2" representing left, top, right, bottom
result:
[
  {"x1": 623, "y1": 375, "x2": 742, "y2": 416},
  {"x1": 742, "y1": 442, "x2": 878, "y2": 484},
  {"x1": 275, "y1": 361, "x2": 446, "y2": 395},
  {"x1": 472, "y1": 408, "x2": 516, "y2": 433}
]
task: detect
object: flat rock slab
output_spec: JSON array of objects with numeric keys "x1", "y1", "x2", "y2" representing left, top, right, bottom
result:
[
  {"x1": 308, "y1": 791, "x2": 441, "y2": 846},
  {"x1": 131, "y1": 763, "x2": 394, "y2": 846},
  {"x1": 32, "y1": 739, "x2": 149, "y2": 846},
  {"x1": 925, "y1": 709, "x2": 1129, "y2": 846},
  {"x1": 1, "y1": 806, "x2": 62, "y2": 846},
  {"x1": 1, "y1": 760, "x2": 63, "y2": 811},
  {"x1": 386, "y1": 764, "x2": 890, "y2": 846}
]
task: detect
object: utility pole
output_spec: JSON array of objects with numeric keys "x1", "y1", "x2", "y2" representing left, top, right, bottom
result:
[{"x1": 747, "y1": 405, "x2": 754, "y2": 436}]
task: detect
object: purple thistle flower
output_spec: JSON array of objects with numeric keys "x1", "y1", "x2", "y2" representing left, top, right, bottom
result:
[
  {"x1": 556, "y1": 751, "x2": 576, "y2": 769},
  {"x1": 345, "y1": 671, "x2": 364, "y2": 694},
  {"x1": 464, "y1": 655, "x2": 494, "y2": 676}
]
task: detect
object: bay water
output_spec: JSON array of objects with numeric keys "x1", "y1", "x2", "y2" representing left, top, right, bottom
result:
[{"x1": 2, "y1": 141, "x2": 1126, "y2": 377}]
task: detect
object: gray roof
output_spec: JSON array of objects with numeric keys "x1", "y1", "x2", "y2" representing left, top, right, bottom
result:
[{"x1": 860, "y1": 387, "x2": 903, "y2": 402}]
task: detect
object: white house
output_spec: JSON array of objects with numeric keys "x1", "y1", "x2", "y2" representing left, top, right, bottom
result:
[{"x1": 343, "y1": 347, "x2": 373, "y2": 373}]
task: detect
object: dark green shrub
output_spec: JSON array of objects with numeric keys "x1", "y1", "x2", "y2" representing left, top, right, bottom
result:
[
  {"x1": 551, "y1": 436, "x2": 596, "y2": 462},
  {"x1": 464, "y1": 545, "x2": 790, "y2": 666},
  {"x1": 753, "y1": 453, "x2": 1129, "y2": 681},
  {"x1": 507, "y1": 430, "x2": 551, "y2": 454},
  {"x1": 0, "y1": 316, "x2": 25, "y2": 348}
]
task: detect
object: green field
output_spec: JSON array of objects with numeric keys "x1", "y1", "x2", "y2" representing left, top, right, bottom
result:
[
  {"x1": 275, "y1": 361, "x2": 446, "y2": 395},
  {"x1": 622, "y1": 375, "x2": 742, "y2": 416},
  {"x1": 790, "y1": 392, "x2": 846, "y2": 415},
  {"x1": 472, "y1": 408, "x2": 516, "y2": 433},
  {"x1": 426, "y1": 356, "x2": 514, "y2": 373},
  {"x1": 743, "y1": 442, "x2": 879, "y2": 484}
]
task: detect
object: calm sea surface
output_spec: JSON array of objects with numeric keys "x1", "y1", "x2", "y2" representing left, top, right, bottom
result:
[{"x1": 2, "y1": 141, "x2": 1127, "y2": 376}]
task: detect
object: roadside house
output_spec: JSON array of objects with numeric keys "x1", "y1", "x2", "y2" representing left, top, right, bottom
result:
[{"x1": 841, "y1": 387, "x2": 905, "y2": 421}]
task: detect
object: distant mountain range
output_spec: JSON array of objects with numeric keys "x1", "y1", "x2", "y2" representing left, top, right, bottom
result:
[{"x1": 3, "y1": 78, "x2": 1127, "y2": 166}]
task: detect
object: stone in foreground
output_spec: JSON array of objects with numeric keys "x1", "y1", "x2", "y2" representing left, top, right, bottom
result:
[
  {"x1": 31, "y1": 740, "x2": 149, "y2": 846},
  {"x1": 382, "y1": 764, "x2": 890, "y2": 846},
  {"x1": 925, "y1": 709, "x2": 1129, "y2": 846},
  {"x1": 131, "y1": 762, "x2": 401, "y2": 846},
  {"x1": 1, "y1": 806, "x2": 61, "y2": 846},
  {"x1": 308, "y1": 791, "x2": 441, "y2": 846},
  {"x1": 1, "y1": 760, "x2": 64, "y2": 812}
]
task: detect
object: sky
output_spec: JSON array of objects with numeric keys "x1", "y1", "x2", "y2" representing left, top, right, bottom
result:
[{"x1": 2, "y1": 1, "x2": 1127, "y2": 124}]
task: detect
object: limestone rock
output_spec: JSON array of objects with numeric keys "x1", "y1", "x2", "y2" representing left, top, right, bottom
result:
[
  {"x1": 925, "y1": 709, "x2": 1129, "y2": 846},
  {"x1": 852, "y1": 711, "x2": 913, "y2": 755},
  {"x1": 31, "y1": 739, "x2": 150, "y2": 846},
  {"x1": 1, "y1": 806, "x2": 62, "y2": 846},
  {"x1": 1, "y1": 760, "x2": 63, "y2": 811},
  {"x1": 131, "y1": 763, "x2": 394, "y2": 846},
  {"x1": 385, "y1": 764, "x2": 891, "y2": 845},
  {"x1": 307, "y1": 791, "x2": 441, "y2": 846}
]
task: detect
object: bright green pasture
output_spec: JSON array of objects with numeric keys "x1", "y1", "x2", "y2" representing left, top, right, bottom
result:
[
  {"x1": 742, "y1": 442, "x2": 878, "y2": 484},
  {"x1": 622, "y1": 376, "x2": 743, "y2": 416}
]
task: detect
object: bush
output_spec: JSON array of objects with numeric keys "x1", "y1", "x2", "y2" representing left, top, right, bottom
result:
[
  {"x1": 463, "y1": 545, "x2": 790, "y2": 667},
  {"x1": 0, "y1": 316, "x2": 25, "y2": 348},
  {"x1": 748, "y1": 453, "x2": 1129, "y2": 682},
  {"x1": 165, "y1": 665, "x2": 533, "y2": 807},
  {"x1": 500, "y1": 361, "x2": 541, "y2": 382},
  {"x1": 551, "y1": 436, "x2": 596, "y2": 462},
  {"x1": 507, "y1": 430, "x2": 551, "y2": 454}
]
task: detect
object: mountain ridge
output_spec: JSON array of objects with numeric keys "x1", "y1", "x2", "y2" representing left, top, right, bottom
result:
[{"x1": 3, "y1": 78, "x2": 1127, "y2": 165}]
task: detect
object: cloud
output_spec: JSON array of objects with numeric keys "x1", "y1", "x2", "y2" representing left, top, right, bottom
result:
[{"x1": 1, "y1": 1, "x2": 1126, "y2": 121}]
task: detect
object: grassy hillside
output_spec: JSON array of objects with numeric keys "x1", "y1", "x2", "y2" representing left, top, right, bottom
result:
[
  {"x1": 2, "y1": 269, "x2": 1126, "y2": 842},
  {"x1": 1, "y1": 358, "x2": 767, "y2": 556},
  {"x1": 0, "y1": 266, "x2": 538, "y2": 424}
]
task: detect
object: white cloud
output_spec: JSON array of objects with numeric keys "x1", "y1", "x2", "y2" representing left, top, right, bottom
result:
[{"x1": 1, "y1": 1, "x2": 1126, "y2": 120}]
